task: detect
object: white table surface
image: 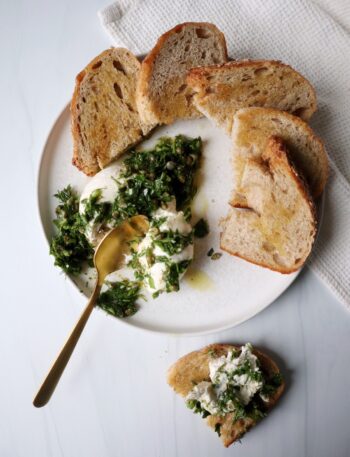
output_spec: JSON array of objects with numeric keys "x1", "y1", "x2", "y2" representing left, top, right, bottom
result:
[{"x1": 1, "y1": 1, "x2": 350, "y2": 456}]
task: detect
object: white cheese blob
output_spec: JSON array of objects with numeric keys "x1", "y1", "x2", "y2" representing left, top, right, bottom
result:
[
  {"x1": 136, "y1": 201, "x2": 194, "y2": 294},
  {"x1": 209, "y1": 344, "x2": 262, "y2": 405},
  {"x1": 186, "y1": 381, "x2": 221, "y2": 416},
  {"x1": 79, "y1": 167, "x2": 194, "y2": 295},
  {"x1": 186, "y1": 344, "x2": 264, "y2": 416},
  {"x1": 79, "y1": 163, "x2": 120, "y2": 246}
]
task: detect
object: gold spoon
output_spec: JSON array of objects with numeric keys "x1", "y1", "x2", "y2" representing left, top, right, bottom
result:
[{"x1": 33, "y1": 215, "x2": 149, "y2": 408}]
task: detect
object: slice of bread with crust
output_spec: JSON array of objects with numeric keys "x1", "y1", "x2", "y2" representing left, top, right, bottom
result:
[
  {"x1": 187, "y1": 60, "x2": 317, "y2": 135},
  {"x1": 167, "y1": 343, "x2": 285, "y2": 447},
  {"x1": 71, "y1": 48, "x2": 154, "y2": 176},
  {"x1": 221, "y1": 137, "x2": 317, "y2": 273},
  {"x1": 136, "y1": 22, "x2": 228, "y2": 125},
  {"x1": 231, "y1": 107, "x2": 328, "y2": 201}
]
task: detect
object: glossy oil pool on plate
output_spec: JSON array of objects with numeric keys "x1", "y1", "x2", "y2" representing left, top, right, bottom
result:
[{"x1": 37, "y1": 104, "x2": 300, "y2": 335}]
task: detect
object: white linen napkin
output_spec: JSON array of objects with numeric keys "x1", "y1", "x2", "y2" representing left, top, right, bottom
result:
[{"x1": 98, "y1": 0, "x2": 350, "y2": 308}]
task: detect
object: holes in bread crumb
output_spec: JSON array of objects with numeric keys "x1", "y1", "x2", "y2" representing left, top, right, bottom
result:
[
  {"x1": 205, "y1": 87, "x2": 216, "y2": 95},
  {"x1": 196, "y1": 28, "x2": 211, "y2": 38},
  {"x1": 212, "y1": 56, "x2": 220, "y2": 64},
  {"x1": 271, "y1": 118, "x2": 283, "y2": 125},
  {"x1": 185, "y1": 44, "x2": 190, "y2": 52},
  {"x1": 185, "y1": 93, "x2": 194, "y2": 106},
  {"x1": 251, "y1": 90, "x2": 260, "y2": 96},
  {"x1": 113, "y1": 82, "x2": 123, "y2": 99},
  {"x1": 94, "y1": 101, "x2": 99, "y2": 112},
  {"x1": 92, "y1": 61, "x2": 102, "y2": 70},
  {"x1": 201, "y1": 51, "x2": 207, "y2": 59},
  {"x1": 262, "y1": 241, "x2": 275, "y2": 252},
  {"x1": 176, "y1": 84, "x2": 187, "y2": 95},
  {"x1": 294, "y1": 258, "x2": 301, "y2": 264},
  {"x1": 125, "y1": 102, "x2": 135, "y2": 113},
  {"x1": 82, "y1": 97, "x2": 86, "y2": 103},
  {"x1": 254, "y1": 67, "x2": 268, "y2": 76},
  {"x1": 292, "y1": 107, "x2": 308, "y2": 117},
  {"x1": 113, "y1": 60, "x2": 126, "y2": 75},
  {"x1": 241, "y1": 75, "x2": 252, "y2": 82}
]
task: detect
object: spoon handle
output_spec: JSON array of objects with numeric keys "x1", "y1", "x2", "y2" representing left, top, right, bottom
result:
[{"x1": 33, "y1": 283, "x2": 102, "y2": 408}]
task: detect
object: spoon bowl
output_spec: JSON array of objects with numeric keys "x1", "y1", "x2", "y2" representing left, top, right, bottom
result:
[{"x1": 33, "y1": 215, "x2": 149, "y2": 408}]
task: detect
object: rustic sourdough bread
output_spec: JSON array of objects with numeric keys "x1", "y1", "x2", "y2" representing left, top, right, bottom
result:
[
  {"x1": 167, "y1": 343, "x2": 285, "y2": 447},
  {"x1": 71, "y1": 48, "x2": 154, "y2": 176},
  {"x1": 187, "y1": 60, "x2": 317, "y2": 134},
  {"x1": 231, "y1": 107, "x2": 328, "y2": 201},
  {"x1": 221, "y1": 137, "x2": 317, "y2": 273},
  {"x1": 136, "y1": 22, "x2": 228, "y2": 125}
]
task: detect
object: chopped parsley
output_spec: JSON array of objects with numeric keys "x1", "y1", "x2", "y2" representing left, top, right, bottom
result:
[
  {"x1": 97, "y1": 280, "x2": 140, "y2": 318},
  {"x1": 110, "y1": 136, "x2": 202, "y2": 225},
  {"x1": 193, "y1": 218, "x2": 209, "y2": 238},
  {"x1": 153, "y1": 230, "x2": 193, "y2": 256},
  {"x1": 80, "y1": 188, "x2": 112, "y2": 224},
  {"x1": 186, "y1": 399, "x2": 211, "y2": 418},
  {"x1": 260, "y1": 372, "x2": 283, "y2": 398},
  {"x1": 165, "y1": 259, "x2": 191, "y2": 292},
  {"x1": 50, "y1": 136, "x2": 203, "y2": 318},
  {"x1": 50, "y1": 186, "x2": 93, "y2": 275}
]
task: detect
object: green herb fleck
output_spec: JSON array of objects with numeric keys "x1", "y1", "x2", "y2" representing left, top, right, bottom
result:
[
  {"x1": 186, "y1": 399, "x2": 211, "y2": 418},
  {"x1": 153, "y1": 230, "x2": 193, "y2": 256},
  {"x1": 80, "y1": 188, "x2": 112, "y2": 224},
  {"x1": 110, "y1": 136, "x2": 202, "y2": 225},
  {"x1": 207, "y1": 248, "x2": 222, "y2": 260},
  {"x1": 193, "y1": 218, "x2": 209, "y2": 238},
  {"x1": 208, "y1": 348, "x2": 218, "y2": 358},
  {"x1": 97, "y1": 280, "x2": 140, "y2": 318},
  {"x1": 214, "y1": 423, "x2": 222, "y2": 436},
  {"x1": 260, "y1": 372, "x2": 283, "y2": 398},
  {"x1": 50, "y1": 186, "x2": 93, "y2": 275}
]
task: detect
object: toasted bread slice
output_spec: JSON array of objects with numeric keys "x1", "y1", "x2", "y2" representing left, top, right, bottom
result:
[
  {"x1": 71, "y1": 48, "x2": 154, "y2": 176},
  {"x1": 221, "y1": 137, "x2": 317, "y2": 273},
  {"x1": 187, "y1": 60, "x2": 317, "y2": 134},
  {"x1": 167, "y1": 343, "x2": 285, "y2": 447},
  {"x1": 231, "y1": 107, "x2": 328, "y2": 200},
  {"x1": 136, "y1": 22, "x2": 228, "y2": 125}
]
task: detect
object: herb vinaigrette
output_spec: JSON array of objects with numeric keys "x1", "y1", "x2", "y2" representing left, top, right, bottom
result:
[{"x1": 50, "y1": 136, "x2": 206, "y2": 318}]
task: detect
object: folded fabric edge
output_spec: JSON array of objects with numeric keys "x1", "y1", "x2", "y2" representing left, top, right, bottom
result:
[{"x1": 98, "y1": 0, "x2": 135, "y2": 26}]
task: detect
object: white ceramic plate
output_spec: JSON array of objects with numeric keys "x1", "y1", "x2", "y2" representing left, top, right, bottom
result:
[{"x1": 37, "y1": 104, "x2": 303, "y2": 335}]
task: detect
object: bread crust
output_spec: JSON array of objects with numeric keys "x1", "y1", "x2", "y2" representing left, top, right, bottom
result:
[
  {"x1": 232, "y1": 107, "x2": 328, "y2": 198},
  {"x1": 136, "y1": 22, "x2": 228, "y2": 124},
  {"x1": 221, "y1": 136, "x2": 318, "y2": 273},
  {"x1": 167, "y1": 343, "x2": 285, "y2": 447}
]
